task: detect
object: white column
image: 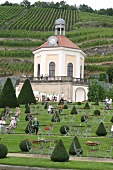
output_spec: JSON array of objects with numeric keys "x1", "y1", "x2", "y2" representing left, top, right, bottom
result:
[
  {"x1": 34, "y1": 55, "x2": 37, "y2": 77},
  {"x1": 82, "y1": 57, "x2": 84, "y2": 78},
  {"x1": 76, "y1": 54, "x2": 80, "y2": 78}
]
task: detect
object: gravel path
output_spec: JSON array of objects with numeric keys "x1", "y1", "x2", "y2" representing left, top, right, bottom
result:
[{"x1": 7, "y1": 153, "x2": 113, "y2": 163}]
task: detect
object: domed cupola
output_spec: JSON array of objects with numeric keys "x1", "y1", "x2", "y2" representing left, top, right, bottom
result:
[{"x1": 55, "y1": 17, "x2": 66, "y2": 36}]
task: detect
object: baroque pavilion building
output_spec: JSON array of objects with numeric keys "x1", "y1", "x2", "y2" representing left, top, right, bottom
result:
[{"x1": 16, "y1": 17, "x2": 88, "y2": 102}]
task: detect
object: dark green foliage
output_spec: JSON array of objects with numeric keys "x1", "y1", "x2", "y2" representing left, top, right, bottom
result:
[
  {"x1": 18, "y1": 79, "x2": 36, "y2": 105},
  {"x1": 41, "y1": 101, "x2": 45, "y2": 105},
  {"x1": 88, "y1": 79, "x2": 106, "y2": 102},
  {"x1": 44, "y1": 102, "x2": 48, "y2": 109},
  {"x1": 51, "y1": 139, "x2": 69, "y2": 162},
  {"x1": 110, "y1": 116, "x2": 113, "y2": 123},
  {"x1": 96, "y1": 122, "x2": 107, "y2": 136},
  {"x1": 70, "y1": 106, "x2": 78, "y2": 114},
  {"x1": 77, "y1": 102, "x2": 81, "y2": 105},
  {"x1": 84, "y1": 102, "x2": 90, "y2": 109},
  {"x1": 51, "y1": 111, "x2": 60, "y2": 122},
  {"x1": 25, "y1": 114, "x2": 32, "y2": 121},
  {"x1": 25, "y1": 103, "x2": 30, "y2": 113},
  {"x1": 0, "y1": 78, "x2": 19, "y2": 108},
  {"x1": 0, "y1": 110, "x2": 5, "y2": 119},
  {"x1": 0, "y1": 144, "x2": 8, "y2": 158},
  {"x1": 19, "y1": 139, "x2": 31, "y2": 152},
  {"x1": 94, "y1": 110, "x2": 100, "y2": 115},
  {"x1": 58, "y1": 100, "x2": 61, "y2": 105},
  {"x1": 81, "y1": 115, "x2": 85, "y2": 122},
  {"x1": 60, "y1": 125, "x2": 69, "y2": 134},
  {"x1": 98, "y1": 73, "x2": 108, "y2": 82},
  {"x1": 25, "y1": 120, "x2": 33, "y2": 133},
  {"x1": 58, "y1": 99, "x2": 64, "y2": 105},
  {"x1": 63, "y1": 105, "x2": 68, "y2": 109},
  {"x1": 106, "y1": 65, "x2": 113, "y2": 83},
  {"x1": 69, "y1": 136, "x2": 83, "y2": 155}
]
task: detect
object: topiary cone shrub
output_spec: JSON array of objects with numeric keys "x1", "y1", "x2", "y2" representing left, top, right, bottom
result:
[
  {"x1": 19, "y1": 139, "x2": 31, "y2": 152},
  {"x1": 71, "y1": 106, "x2": 77, "y2": 115},
  {"x1": 96, "y1": 122, "x2": 107, "y2": 136},
  {"x1": 51, "y1": 111, "x2": 60, "y2": 122},
  {"x1": 25, "y1": 120, "x2": 33, "y2": 133},
  {"x1": 18, "y1": 79, "x2": 36, "y2": 105},
  {"x1": 51, "y1": 139, "x2": 69, "y2": 162},
  {"x1": 69, "y1": 136, "x2": 83, "y2": 155},
  {"x1": 77, "y1": 102, "x2": 81, "y2": 105},
  {"x1": 63, "y1": 105, "x2": 68, "y2": 109},
  {"x1": 94, "y1": 110, "x2": 100, "y2": 116},
  {"x1": 0, "y1": 144, "x2": 8, "y2": 158},
  {"x1": 44, "y1": 102, "x2": 48, "y2": 109},
  {"x1": 81, "y1": 115, "x2": 85, "y2": 122},
  {"x1": 84, "y1": 102, "x2": 90, "y2": 109},
  {"x1": 110, "y1": 116, "x2": 113, "y2": 123},
  {"x1": 60, "y1": 125, "x2": 69, "y2": 134},
  {"x1": 58, "y1": 100, "x2": 61, "y2": 105},
  {"x1": 25, "y1": 104, "x2": 30, "y2": 113}
]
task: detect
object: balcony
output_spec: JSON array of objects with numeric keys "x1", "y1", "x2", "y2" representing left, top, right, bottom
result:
[{"x1": 19, "y1": 76, "x2": 89, "y2": 85}]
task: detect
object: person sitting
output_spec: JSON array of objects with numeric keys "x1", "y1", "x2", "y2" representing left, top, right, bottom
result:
[
  {"x1": 6, "y1": 117, "x2": 17, "y2": 134},
  {"x1": 32, "y1": 117, "x2": 39, "y2": 135},
  {"x1": 0, "y1": 117, "x2": 6, "y2": 133},
  {"x1": 67, "y1": 98, "x2": 72, "y2": 104},
  {"x1": 15, "y1": 107, "x2": 21, "y2": 122},
  {"x1": 48, "y1": 104, "x2": 53, "y2": 114}
]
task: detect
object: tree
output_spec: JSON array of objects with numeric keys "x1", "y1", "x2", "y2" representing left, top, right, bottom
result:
[
  {"x1": 70, "y1": 106, "x2": 78, "y2": 114},
  {"x1": 18, "y1": 79, "x2": 36, "y2": 105},
  {"x1": 98, "y1": 73, "x2": 108, "y2": 82},
  {"x1": 69, "y1": 136, "x2": 83, "y2": 155},
  {"x1": 96, "y1": 122, "x2": 107, "y2": 136},
  {"x1": 20, "y1": 0, "x2": 31, "y2": 9},
  {"x1": 51, "y1": 111, "x2": 60, "y2": 122},
  {"x1": 51, "y1": 139, "x2": 69, "y2": 162},
  {"x1": 1, "y1": 1, "x2": 13, "y2": 6},
  {"x1": 84, "y1": 102, "x2": 90, "y2": 109},
  {"x1": 106, "y1": 65, "x2": 113, "y2": 83},
  {"x1": 88, "y1": 79, "x2": 107, "y2": 102},
  {"x1": 0, "y1": 78, "x2": 19, "y2": 108},
  {"x1": 79, "y1": 4, "x2": 94, "y2": 13}
]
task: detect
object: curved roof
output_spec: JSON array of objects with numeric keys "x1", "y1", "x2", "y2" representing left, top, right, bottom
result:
[
  {"x1": 55, "y1": 17, "x2": 65, "y2": 25},
  {"x1": 34, "y1": 35, "x2": 80, "y2": 50}
]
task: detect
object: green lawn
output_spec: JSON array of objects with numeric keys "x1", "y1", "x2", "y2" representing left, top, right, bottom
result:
[{"x1": 0, "y1": 102, "x2": 113, "y2": 169}]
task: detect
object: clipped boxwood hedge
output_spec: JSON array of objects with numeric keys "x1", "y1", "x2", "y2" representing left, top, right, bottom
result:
[
  {"x1": 60, "y1": 125, "x2": 69, "y2": 134},
  {"x1": 0, "y1": 144, "x2": 8, "y2": 158}
]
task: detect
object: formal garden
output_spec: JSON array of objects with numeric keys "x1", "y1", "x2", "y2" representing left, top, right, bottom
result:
[{"x1": 0, "y1": 78, "x2": 113, "y2": 169}]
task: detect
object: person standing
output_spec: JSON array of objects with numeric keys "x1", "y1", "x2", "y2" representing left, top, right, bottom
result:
[
  {"x1": 105, "y1": 96, "x2": 109, "y2": 109},
  {"x1": 33, "y1": 117, "x2": 39, "y2": 135}
]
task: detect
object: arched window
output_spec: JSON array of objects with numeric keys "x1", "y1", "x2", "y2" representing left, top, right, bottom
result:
[
  {"x1": 67, "y1": 63, "x2": 73, "y2": 77},
  {"x1": 49, "y1": 62, "x2": 55, "y2": 77}
]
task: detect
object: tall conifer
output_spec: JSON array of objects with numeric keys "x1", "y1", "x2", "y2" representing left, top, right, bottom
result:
[
  {"x1": 18, "y1": 79, "x2": 36, "y2": 104},
  {"x1": 0, "y1": 78, "x2": 19, "y2": 108}
]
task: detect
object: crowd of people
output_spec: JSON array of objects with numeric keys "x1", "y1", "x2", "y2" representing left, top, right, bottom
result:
[{"x1": 0, "y1": 107, "x2": 21, "y2": 134}]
